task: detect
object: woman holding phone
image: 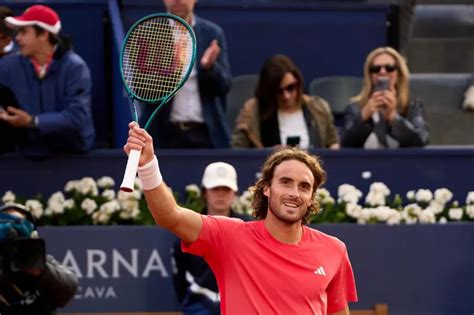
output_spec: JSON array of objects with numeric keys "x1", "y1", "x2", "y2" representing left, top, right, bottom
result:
[
  {"x1": 231, "y1": 54, "x2": 340, "y2": 149},
  {"x1": 342, "y1": 47, "x2": 428, "y2": 148}
]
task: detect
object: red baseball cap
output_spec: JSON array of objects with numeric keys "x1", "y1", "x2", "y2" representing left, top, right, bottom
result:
[{"x1": 5, "y1": 5, "x2": 61, "y2": 35}]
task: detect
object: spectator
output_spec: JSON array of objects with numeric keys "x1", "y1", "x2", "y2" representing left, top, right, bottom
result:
[
  {"x1": 342, "y1": 47, "x2": 428, "y2": 148},
  {"x1": 0, "y1": 5, "x2": 95, "y2": 158},
  {"x1": 0, "y1": 203, "x2": 78, "y2": 314},
  {"x1": 0, "y1": 6, "x2": 14, "y2": 58},
  {"x1": 463, "y1": 84, "x2": 474, "y2": 111},
  {"x1": 148, "y1": 0, "x2": 232, "y2": 148},
  {"x1": 124, "y1": 122, "x2": 358, "y2": 314},
  {"x1": 172, "y1": 162, "x2": 252, "y2": 315},
  {"x1": 231, "y1": 54, "x2": 340, "y2": 149}
]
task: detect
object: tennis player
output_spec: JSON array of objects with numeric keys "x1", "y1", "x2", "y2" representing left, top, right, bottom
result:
[{"x1": 124, "y1": 122, "x2": 357, "y2": 315}]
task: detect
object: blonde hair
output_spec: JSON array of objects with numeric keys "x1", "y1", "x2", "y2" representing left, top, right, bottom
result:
[{"x1": 351, "y1": 47, "x2": 411, "y2": 114}]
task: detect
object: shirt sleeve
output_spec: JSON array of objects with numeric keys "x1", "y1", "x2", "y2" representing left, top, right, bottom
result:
[
  {"x1": 181, "y1": 215, "x2": 243, "y2": 263},
  {"x1": 326, "y1": 246, "x2": 358, "y2": 313}
]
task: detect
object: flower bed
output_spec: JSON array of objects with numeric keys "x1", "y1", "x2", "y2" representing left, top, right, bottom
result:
[{"x1": 2, "y1": 177, "x2": 473, "y2": 225}]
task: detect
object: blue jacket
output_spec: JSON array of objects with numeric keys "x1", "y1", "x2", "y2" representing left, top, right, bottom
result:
[
  {"x1": 0, "y1": 38, "x2": 95, "y2": 157},
  {"x1": 153, "y1": 15, "x2": 232, "y2": 148}
]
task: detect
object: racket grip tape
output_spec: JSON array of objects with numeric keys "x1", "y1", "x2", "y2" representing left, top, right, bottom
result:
[{"x1": 120, "y1": 149, "x2": 141, "y2": 192}]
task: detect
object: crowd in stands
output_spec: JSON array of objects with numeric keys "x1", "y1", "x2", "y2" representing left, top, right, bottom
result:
[{"x1": 0, "y1": 1, "x2": 472, "y2": 159}]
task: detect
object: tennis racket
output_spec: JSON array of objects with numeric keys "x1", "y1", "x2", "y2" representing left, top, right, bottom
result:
[{"x1": 119, "y1": 13, "x2": 196, "y2": 192}]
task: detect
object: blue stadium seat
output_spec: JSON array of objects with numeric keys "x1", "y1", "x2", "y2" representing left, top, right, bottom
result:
[{"x1": 226, "y1": 74, "x2": 259, "y2": 131}]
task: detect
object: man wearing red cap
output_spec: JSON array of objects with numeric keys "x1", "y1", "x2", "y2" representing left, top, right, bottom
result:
[{"x1": 0, "y1": 5, "x2": 95, "y2": 158}]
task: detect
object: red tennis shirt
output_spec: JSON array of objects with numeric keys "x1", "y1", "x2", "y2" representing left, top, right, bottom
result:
[{"x1": 182, "y1": 215, "x2": 358, "y2": 314}]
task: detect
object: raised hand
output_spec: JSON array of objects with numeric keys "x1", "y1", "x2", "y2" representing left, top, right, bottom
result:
[
  {"x1": 123, "y1": 122, "x2": 155, "y2": 167},
  {"x1": 200, "y1": 40, "x2": 220, "y2": 70}
]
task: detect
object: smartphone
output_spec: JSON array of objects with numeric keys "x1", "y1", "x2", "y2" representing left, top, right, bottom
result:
[
  {"x1": 374, "y1": 77, "x2": 390, "y2": 92},
  {"x1": 286, "y1": 136, "x2": 300, "y2": 146}
]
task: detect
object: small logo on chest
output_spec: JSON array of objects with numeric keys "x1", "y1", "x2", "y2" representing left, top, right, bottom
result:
[{"x1": 314, "y1": 266, "x2": 326, "y2": 276}]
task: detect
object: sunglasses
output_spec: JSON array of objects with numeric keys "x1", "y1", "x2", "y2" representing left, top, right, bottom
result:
[
  {"x1": 279, "y1": 82, "x2": 298, "y2": 95},
  {"x1": 369, "y1": 64, "x2": 398, "y2": 74}
]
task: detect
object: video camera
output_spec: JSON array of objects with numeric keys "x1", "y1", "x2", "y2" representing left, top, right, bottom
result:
[
  {"x1": 0, "y1": 238, "x2": 46, "y2": 276},
  {"x1": 0, "y1": 207, "x2": 46, "y2": 276}
]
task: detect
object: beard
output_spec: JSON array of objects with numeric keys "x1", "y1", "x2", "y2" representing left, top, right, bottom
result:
[{"x1": 267, "y1": 191, "x2": 307, "y2": 224}]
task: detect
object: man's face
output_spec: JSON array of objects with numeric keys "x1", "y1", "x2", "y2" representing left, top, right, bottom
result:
[
  {"x1": 163, "y1": 0, "x2": 196, "y2": 22},
  {"x1": 15, "y1": 26, "x2": 44, "y2": 57},
  {"x1": 263, "y1": 160, "x2": 314, "y2": 224},
  {"x1": 204, "y1": 186, "x2": 236, "y2": 216}
]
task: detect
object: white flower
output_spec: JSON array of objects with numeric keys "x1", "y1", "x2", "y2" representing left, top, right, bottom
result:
[
  {"x1": 369, "y1": 182, "x2": 390, "y2": 196},
  {"x1": 99, "y1": 200, "x2": 121, "y2": 215},
  {"x1": 415, "y1": 189, "x2": 433, "y2": 203},
  {"x1": 386, "y1": 210, "x2": 402, "y2": 225},
  {"x1": 438, "y1": 217, "x2": 448, "y2": 224},
  {"x1": 427, "y1": 200, "x2": 445, "y2": 215},
  {"x1": 81, "y1": 198, "x2": 98, "y2": 215},
  {"x1": 340, "y1": 191, "x2": 362, "y2": 205},
  {"x1": 49, "y1": 192, "x2": 65, "y2": 203},
  {"x1": 47, "y1": 192, "x2": 66, "y2": 215},
  {"x1": 78, "y1": 177, "x2": 98, "y2": 196},
  {"x1": 2, "y1": 191, "x2": 15, "y2": 203},
  {"x1": 185, "y1": 184, "x2": 201, "y2": 196},
  {"x1": 338, "y1": 184, "x2": 360, "y2": 198},
  {"x1": 448, "y1": 208, "x2": 464, "y2": 221},
  {"x1": 466, "y1": 205, "x2": 474, "y2": 219},
  {"x1": 337, "y1": 184, "x2": 362, "y2": 204},
  {"x1": 345, "y1": 203, "x2": 362, "y2": 219},
  {"x1": 120, "y1": 199, "x2": 139, "y2": 212},
  {"x1": 64, "y1": 180, "x2": 79, "y2": 193},
  {"x1": 92, "y1": 211, "x2": 110, "y2": 224},
  {"x1": 466, "y1": 192, "x2": 474, "y2": 205},
  {"x1": 365, "y1": 191, "x2": 386, "y2": 206},
  {"x1": 317, "y1": 188, "x2": 335, "y2": 205},
  {"x1": 119, "y1": 210, "x2": 131, "y2": 220},
  {"x1": 25, "y1": 200, "x2": 44, "y2": 219},
  {"x1": 97, "y1": 176, "x2": 115, "y2": 189},
  {"x1": 418, "y1": 209, "x2": 436, "y2": 224},
  {"x1": 64, "y1": 199, "x2": 75, "y2": 209},
  {"x1": 117, "y1": 189, "x2": 141, "y2": 202},
  {"x1": 406, "y1": 190, "x2": 415, "y2": 200},
  {"x1": 434, "y1": 188, "x2": 453, "y2": 205},
  {"x1": 102, "y1": 189, "x2": 116, "y2": 201}
]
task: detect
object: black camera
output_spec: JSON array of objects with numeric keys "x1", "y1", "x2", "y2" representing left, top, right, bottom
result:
[{"x1": 0, "y1": 238, "x2": 46, "y2": 276}]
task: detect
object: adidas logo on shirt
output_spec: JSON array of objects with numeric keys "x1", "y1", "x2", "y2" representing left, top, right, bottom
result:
[{"x1": 314, "y1": 266, "x2": 326, "y2": 276}]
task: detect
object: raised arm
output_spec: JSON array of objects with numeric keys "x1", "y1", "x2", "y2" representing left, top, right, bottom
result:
[{"x1": 123, "y1": 122, "x2": 202, "y2": 243}]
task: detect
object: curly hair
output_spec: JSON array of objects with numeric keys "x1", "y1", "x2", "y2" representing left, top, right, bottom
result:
[{"x1": 251, "y1": 147, "x2": 326, "y2": 224}]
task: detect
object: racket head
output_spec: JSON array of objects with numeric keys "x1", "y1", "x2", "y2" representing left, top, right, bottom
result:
[{"x1": 120, "y1": 13, "x2": 197, "y2": 104}]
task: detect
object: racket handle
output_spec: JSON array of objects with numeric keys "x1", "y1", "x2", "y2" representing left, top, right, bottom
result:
[{"x1": 120, "y1": 149, "x2": 141, "y2": 192}]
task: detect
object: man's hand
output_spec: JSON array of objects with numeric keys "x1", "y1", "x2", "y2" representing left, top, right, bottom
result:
[
  {"x1": 123, "y1": 122, "x2": 155, "y2": 167},
  {"x1": 200, "y1": 40, "x2": 220, "y2": 70},
  {"x1": 0, "y1": 106, "x2": 33, "y2": 128}
]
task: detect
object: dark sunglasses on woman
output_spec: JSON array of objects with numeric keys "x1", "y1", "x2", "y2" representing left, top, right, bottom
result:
[
  {"x1": 279, "y1": 82, "x2": 298, "y2": 95},
  {"x1": 369, "y1": 64, "x2": 398, "y2": 74}
]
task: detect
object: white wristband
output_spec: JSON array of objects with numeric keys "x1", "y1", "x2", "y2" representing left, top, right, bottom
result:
[{"x1": 137, "y1": 156, "x2": 163, "y2": 190}]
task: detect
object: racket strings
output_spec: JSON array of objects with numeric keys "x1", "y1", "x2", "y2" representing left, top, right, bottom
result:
[{"x1": 122, "y1": 17, "x2": 194, "y2": 101}]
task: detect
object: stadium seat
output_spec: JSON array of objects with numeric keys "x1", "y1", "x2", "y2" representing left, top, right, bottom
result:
[
  {"x1": 352, "y1": 303, "x2": 389, "y2": 315},
  {"x1": 410, "y1": 73, "x2": 474, "y2": 145},
  {"x1": 308, "y1": 76, "x2": 363, "y2": 115},
  {"x1": 226, "y1": 74, "x2": 259, "y2": 131}
]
